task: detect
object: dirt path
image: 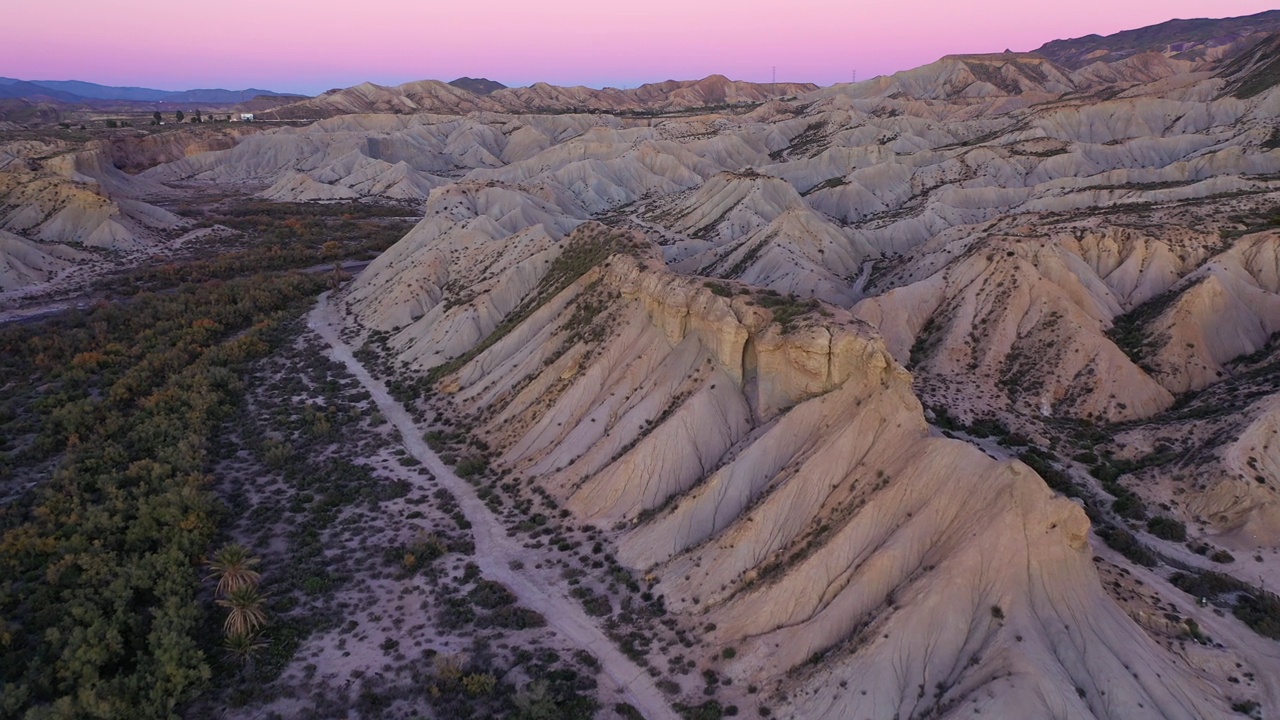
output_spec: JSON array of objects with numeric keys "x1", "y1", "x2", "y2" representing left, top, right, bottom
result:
[{"x1": 308, "y1": 292, "x2": 681, "y2": 720}]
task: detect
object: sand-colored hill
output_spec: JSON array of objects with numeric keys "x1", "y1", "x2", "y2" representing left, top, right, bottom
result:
[
  {"x1": 853, "y1": 224, "x2": 1174, "y2": 422},
  {"x1": 0, "y1": 140, "x2": 181, "y2": 249},
  {"x1": 1138, "y1": 231, "x2": 1280, "y2": 394},
  {"x1": 0, "y1": 228, "x2": 86, "y2": 290}
]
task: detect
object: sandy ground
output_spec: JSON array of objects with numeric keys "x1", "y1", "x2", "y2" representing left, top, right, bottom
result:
[{"x1": 308, "y1": 291, "x2": 682, "y2": 720}]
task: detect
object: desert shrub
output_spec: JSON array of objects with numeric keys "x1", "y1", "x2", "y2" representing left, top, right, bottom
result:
[
  {"x1": 1146, "y1": 516, "x2": 1187, "y2": 542},
  {"x1": 463, "y1": 672, "x2": 498, "y2": 696},
  {"x1": 1018, "y1": 449, "x2": 1080, "y2": 497},
  {"x1": 483, "y1": 605, "x2": 547, "y2": 630},
  {"x1": 678, "y1": 700, "x2": 726, "y2": 720},
  {"x1": 578, "y1": 591, "x2": 612, "y2": 617},
  {"x1": 615, "y1": 703, "x2": 646, "y2": 720},
  {"x1": 438, "y1": 597, "x2": 477, "y2": 631},
  {"x1": 1110, "y1": 488, "x2": 1148, "y2": 520},
  {"x1": 1171, "y1": 571, "x2": 1280, "y2": 639},
  {"x1": 262, "y1": 438, "x2": 293, "y2": 468},
  {"x1": 1234, "y1": 592, "x2": 1280, "y2": 639},
  {"x1": 456, "y1": 456, "x2": 489, "y2": 478},
  {"x1": 1097, "y1": 526, "x2": 1157, "y2": 567},
  {"x1": 469, "y1": 580, "x2": 517, "y2": 609}
]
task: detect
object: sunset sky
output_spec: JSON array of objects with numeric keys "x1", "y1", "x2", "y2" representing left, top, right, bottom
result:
[{"x1": 3, "y1": 0, "x2": 1277, "y2": 94}]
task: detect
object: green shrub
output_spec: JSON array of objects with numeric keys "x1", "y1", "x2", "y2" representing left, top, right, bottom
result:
[
  {"x1": 456, "y1": 456, "x2": 489, "y2": 477},
  {"x1": 677, "y1": 700, "x2": 725, "y2": 720},
  {"x1": 1097, "y1": 526, "x2": 1157, "y2": 567},
  {"x1": 1147, "y1": 516, "x2": 1187, "y2": 542},
  {"x1": 469, "y1": 580, "x2": 517, "y2": 609},
  {"x1": 704, "y1": 281, "x2": 733, "y2": 297},
  {"x1": 463, "y1": 672, "x2": 497, "y2": 695}
]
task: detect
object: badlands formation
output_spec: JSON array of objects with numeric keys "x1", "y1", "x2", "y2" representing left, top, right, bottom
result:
[
  {"x1": 5, "y1": 11, "x2": 1280, "y2": 719},
  {"x1": 0, "y1": 125, "x2": 260, "y2": 300}
]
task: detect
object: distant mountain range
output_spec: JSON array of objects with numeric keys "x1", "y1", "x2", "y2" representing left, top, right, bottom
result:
[
  {"x1": 8, "y1": 5, "x2": 1280, "y2": 119},
  {"x1": 0, "y1": 78, "x2": 292, "y2": 104}
]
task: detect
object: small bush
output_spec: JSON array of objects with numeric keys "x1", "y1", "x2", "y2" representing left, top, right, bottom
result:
[
  {"x1": 462, "y1": 672, "x2": 497, "y2": 695},
  {"x1": 469, "y1": 579, "x2": 517, "y2": 609},
  {"x1": 1146, "y1": 516, "x2": 1187, "y2": 542},
  {"x1": 1235, "y1": 592, "x2": 1280, "y2": 640},
  {"x1": 678, "y1": 700, "x2": 725, "y2": 720},
  {"x1": 1097, "y1": 526, "x2": 1158, "y2": 567},
  {"x1": 616, "y1": 704, "x2": 645, "y2": 720},
  {"x1": 456, "y1": 456, "x2": 489, "y2": 478},
  {"x1": 484, "y1": 605, "x2": 547, "y2": 630},
  {"x1": 1232, "y1": 699, "x2": 1261, "y2": 714}
]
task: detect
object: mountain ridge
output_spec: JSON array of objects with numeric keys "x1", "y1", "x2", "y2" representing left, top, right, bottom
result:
[
  {"x1": 0, "y1": 77, "x2": 292, "y2": 104},
  {"x1": 1033, "y1": 9, "x2": 1280, "y2": 68},
  {"x1": 256, "y1": 74, "x2": 821, "y2": 119}
]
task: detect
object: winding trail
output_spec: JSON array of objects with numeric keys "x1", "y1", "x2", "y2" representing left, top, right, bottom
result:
[{"x1": 307, "y1": 292, "x2": 680, "y2": 720}]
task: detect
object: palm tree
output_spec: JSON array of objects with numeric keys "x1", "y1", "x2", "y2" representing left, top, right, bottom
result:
[
  {"x1": 205, "y1": 544, "x2": 262, "y2": 596},
  {"x1": 223, "y1": 631, "x2": 268, "y2": 668},
  {"x1": 514, "y1": 680, "x2": 557, "y2": 719},
  {"x1": 328, "y1": 262, "x2": 351, "y2": 290},
  {"x1": 216, "y1": 586, "x2": 267, "y2": 637}
]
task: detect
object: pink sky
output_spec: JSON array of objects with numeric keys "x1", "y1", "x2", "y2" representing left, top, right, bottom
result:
[{"x1": 2, "y1": 0, "x2": 1277, "y2": 94}]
